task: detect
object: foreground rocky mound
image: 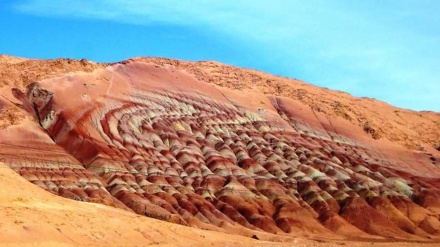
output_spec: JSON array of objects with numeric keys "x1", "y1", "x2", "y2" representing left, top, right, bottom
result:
[
  {"x1": 0, "y1": 162, "x2": 292, "y2": 247},
  {"x1": 0, "y1": 56, "x2": 439, "y2": 243}
]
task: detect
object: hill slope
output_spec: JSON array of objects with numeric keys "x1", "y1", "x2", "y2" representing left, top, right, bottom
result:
[
  {"x1": 0, "y1": 55, "x2": 439, "y2": 245},
  {"x1": 133, "y1": 57, "x2": 440, "y2": 151},
  {"x1": 0, "y1": 162, "x2": 294, "y2": 246}
]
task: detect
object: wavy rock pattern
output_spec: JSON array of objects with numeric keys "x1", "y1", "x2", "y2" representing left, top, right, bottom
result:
[{"x1": 2, "y1": 60, "x2": 440, "y2": 242}]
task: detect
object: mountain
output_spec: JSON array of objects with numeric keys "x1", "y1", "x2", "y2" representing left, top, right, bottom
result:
[{"x1": 0, "y1": 55, "x2": 439, "y2": 246}]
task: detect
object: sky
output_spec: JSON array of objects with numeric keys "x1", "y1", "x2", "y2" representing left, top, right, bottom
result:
[{"x1": 0, "y1": 1, "x2": 439, "y2": 112}]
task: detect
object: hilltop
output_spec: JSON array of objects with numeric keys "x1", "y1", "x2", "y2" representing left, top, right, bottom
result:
[{"x1": 0, "y1": 55, "x2": 439, "y2": 246}]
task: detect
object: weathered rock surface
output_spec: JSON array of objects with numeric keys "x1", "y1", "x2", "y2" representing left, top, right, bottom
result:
[{"x1": 0, "y1": 56, "x2": 439, "y2": 243}]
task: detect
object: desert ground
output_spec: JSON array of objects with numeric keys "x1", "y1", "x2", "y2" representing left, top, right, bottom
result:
[{"x1": 0, "y1": 55, "x2": 439, "y2": 246}]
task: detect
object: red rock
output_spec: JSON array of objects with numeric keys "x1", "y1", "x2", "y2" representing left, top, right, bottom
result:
[{"x1": 0, "y1": 57, "x2": 439, "y2": 243}]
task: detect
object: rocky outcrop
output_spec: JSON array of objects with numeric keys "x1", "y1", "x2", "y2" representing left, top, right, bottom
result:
[
  {"x1": 133, "y1": 57, "x2": 440, "y2": 151},
  {"x1": 0, "y1": 58, "x2": 439, "y2": 242}
]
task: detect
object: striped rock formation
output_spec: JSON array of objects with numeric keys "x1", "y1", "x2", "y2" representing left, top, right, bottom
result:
[{"x1": 0, "y1": 57, "x2": 439, "y2": 242}]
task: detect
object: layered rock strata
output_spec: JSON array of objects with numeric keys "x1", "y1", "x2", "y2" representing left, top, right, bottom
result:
[{"x1": 0, "y1": 59, "x2": 439, "y2": 242}]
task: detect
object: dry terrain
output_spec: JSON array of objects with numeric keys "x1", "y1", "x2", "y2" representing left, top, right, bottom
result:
[{"x1": 0, "y1": 55, "x2": 439, "y2": 246}]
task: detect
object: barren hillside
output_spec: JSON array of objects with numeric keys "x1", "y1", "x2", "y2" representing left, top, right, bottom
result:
[
  {"x1": 0, "y1": 55, "x2": 439, "y2": 246},
  {"x1": 134, "y1": 57, "x2": 440, "y2": 151}
]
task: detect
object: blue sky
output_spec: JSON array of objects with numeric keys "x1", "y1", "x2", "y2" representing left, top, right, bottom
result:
[{"x1": 0, "y1": 1, "x2": 439, "y2": 112}]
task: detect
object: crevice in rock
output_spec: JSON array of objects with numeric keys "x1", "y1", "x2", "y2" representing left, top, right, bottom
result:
[{"x1": 32, "y1": 102, "x2": 43, "y2": 128}]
